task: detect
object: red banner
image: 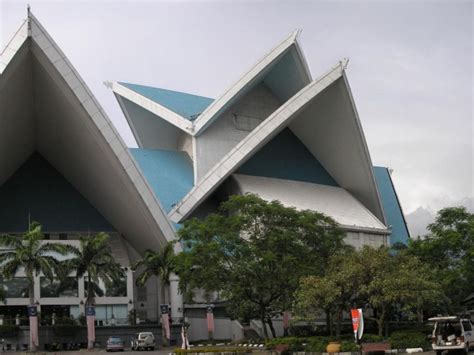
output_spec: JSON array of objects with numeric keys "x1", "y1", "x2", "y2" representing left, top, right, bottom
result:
[
  {"x1": 86, "y1": 315, "x2": 95, "y2": 346},
  {"x1": 162, "y1": 313, "x2": 170, "y2": 339},
  {"x1": 351, "y1": 308, "x2": 364, "y2": 341},
  {"x1": 207, "y1": 310, "x2": 215, "y2": 334}
]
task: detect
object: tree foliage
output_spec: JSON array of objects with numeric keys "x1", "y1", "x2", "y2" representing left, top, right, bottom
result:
[
  {"x1": 63, "y1": 232, "x2": 124, "y2": 306},
  {"x1": 294, "y1": 246, "x2": 442, "y2": 336},
  {"x1": 0, "y1": 222, "x2": 73, "y2": 351},
  {"x1": 407, "y1": 207, "x2": 474, "y2": 312},
  {"x1": 175, "y1": 194, "x2": 345, "y2": 339}
]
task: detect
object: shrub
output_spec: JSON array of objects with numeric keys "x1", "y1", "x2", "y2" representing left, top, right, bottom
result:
[
  {"x1": 304, "y1": 337, "x2": 329, "y2": 352},
  {"x1": 340, "y1": 341, "x2": 359, "y2": 352},
  {"x1": 0, "y1": 324, "x2": 19, "y2": 337},
  {"x1": 362, "y1": 334, "x2": 385, "y2": 343},
  {"x1": 174, "y1": 347, "x2": 249, "y2": 353},
  {"x1": 389, "y1": 330, "x2": 430, "y2": 350},
  {"x1": 289, "y1": 324, "x2": 315, "y2": 337}
]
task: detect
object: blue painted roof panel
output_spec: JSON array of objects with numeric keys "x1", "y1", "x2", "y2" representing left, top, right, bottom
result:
[
  {"x1": 0, "y1": 153, "x2": 114, "y2": 232},
  {"x1": 373, "y1": 166, "x2": 410, "y2": 245},
  {"x1": 237, "y1": 128, "x2": 339, "y2": 186},
  {"x1": 130, "y1": 148, "x2": 194, "y2": 229},
  {"x1": 120, "y1": 82, "x2": 214, "y2": 121}
]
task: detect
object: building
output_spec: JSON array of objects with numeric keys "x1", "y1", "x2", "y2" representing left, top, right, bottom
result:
[{"x1": 0, "y1": 11, "x2": 409, "y2": 340}]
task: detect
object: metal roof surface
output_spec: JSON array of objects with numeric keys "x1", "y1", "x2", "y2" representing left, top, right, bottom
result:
[
  {"x1": 373, "y1": 166, "x2": 410, "y2": 245},
  {"x1": 130, "y1": 148, "x2": 194, "y2": 217},
  {"x1": 233, "y1": 174, "x2": 387, "y2": 231},
  {"x1": 120, "y1": 82, "x2": 214, "y2": 121}
]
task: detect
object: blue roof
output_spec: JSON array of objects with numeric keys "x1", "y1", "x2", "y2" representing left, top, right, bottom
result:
[
  {"x1": 373, "y1": 166, "x2": 410, "y2": 246},
  {"x1": 130, "y1": 148, "x2": 194, "y2": 229},
  {"x1": 0, "y1": 153, "x2": 113, "y2": 232},
  {"x1": 120, "y1": 82, "x2": 214, "y2": 121},
  {"x1": 237, "y1": 128, "x2": 338, "y2": 186}
]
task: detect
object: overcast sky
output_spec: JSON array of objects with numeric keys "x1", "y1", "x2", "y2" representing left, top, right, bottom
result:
[{"x1": 1, "y1": 0, "x2": 472, "y2": 214}]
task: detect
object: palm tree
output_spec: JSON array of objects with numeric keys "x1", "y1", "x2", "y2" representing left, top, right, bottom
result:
[
  {"x1": 131, "y1": 242, "x2": 175, "y2": 345},
  {"x1": 64, "y1": 232, "x2": 124, "y2": 349},
  {"x1": 0, "y1": 222, "x2": 73, "y2": 351}
]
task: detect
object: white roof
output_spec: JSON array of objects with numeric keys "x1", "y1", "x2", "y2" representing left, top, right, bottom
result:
[
  {"x1": 169, "y1": 59, "x2": 347, "y2": 223},
  {"x1": 233, "y1": 174, "x2": 387, "y2": 232},
  {"x1": 0, "y1": 12, "x2": 176, "y2": 252},
  {"x1": 107, "y1": 81, "x2": 194, "y2": 134},
  {"x1": 192, "y1": 30, "x2": 311, "y2": 135}
]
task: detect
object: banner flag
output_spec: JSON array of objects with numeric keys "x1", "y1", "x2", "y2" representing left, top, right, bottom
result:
[
  {"x1": 86, "y1": 306, "x2": 96, "y2": 348},
  {"x1": 206, "y1": 305, "x2": 215, "y2": 335},
  {"x1": 160, "y1": 304, "x2": 171, "y2": 340},
  {"x1": 27, "y1": 305, "x2": 38, "y2": 347},
  {"x1": 351, "y1": 308, "x2": 364, "y2": 341}
]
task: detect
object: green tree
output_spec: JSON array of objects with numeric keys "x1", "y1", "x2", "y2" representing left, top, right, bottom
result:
[
  {"x1": 0, "y1": 222, "x2": 73, "y2": 351},
  {"x1": 294, "y1": 250, "x2": 361, "y2": 336},
  {"x1": 407, "y1": 207, "x2": 474, "y2": 313},
  {"x1": 63, "y1": 232, "x2": 124, "y2": 349},
  {"x1": 295, "y1": 246, "x2": 442, "y2": 337},
  {"x1": 131, "y1": 241, "x2": 175, "y2": 345},
  {"x1": 174, "y1": 194, "x2": 344, "y2": 339}
]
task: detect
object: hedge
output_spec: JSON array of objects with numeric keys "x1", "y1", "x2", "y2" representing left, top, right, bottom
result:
[
  {"x1": 389, "y1": 330, "x2": 431, "y2": 350},
  {"x1": 174, "y1": 347, "x2": 250, "y2": 354},
  {"x1": 0, "y1": 324, "x2": 19, "y2": 337}
]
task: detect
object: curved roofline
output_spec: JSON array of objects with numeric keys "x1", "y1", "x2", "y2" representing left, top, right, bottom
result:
[{"x1": 191, "y1": 29, "x2": 312, "y2": 135}]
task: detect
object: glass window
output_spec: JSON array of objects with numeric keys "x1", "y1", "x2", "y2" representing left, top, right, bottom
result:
[
  {"x1": 0, "y1": 277, "x2": 29, "y2": 298},
  {"x1": 462, "y1": 321, "x2": 472, "y2": 331},
  {"x1": 84, "y1": 276, "x2": 127, "y2": 298},
  {"x1": 59, "y1": 233, "x2": 67, "y2": 240},
  {"x1": 40, "y1": 277, "x2": 78, "y2": 297}
]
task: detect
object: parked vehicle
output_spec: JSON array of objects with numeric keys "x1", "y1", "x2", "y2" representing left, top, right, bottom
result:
[
  {"x1": 429, "y1": 316, "x2": 474, "y2": 355},
  {"x1": 131, "y1": 332, "x2": 156, "y2": 351},
  {"x1": 106, "y1": 336, "x2": 125, "y2": 352}
]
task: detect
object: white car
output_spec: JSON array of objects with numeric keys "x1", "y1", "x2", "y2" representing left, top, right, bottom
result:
[
  {"x1": 130, "y1": 332, "x2": 156, "y2": 351},
  {"x1": 429, "y1": 316, "x2": 474, "y2": 355}
]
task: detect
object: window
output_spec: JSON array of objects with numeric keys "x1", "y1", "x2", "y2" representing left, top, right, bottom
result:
[
  {"x1": 44, "y1": 233, "x2": 50, "y2": 240},
  {"x1": 59, "y1": 233, "x2": 67, "y2": 240},
  {"x1": 40, "y1": 277, "x2": 78, "y2": 297},
  {"x1": 0, "y1": 277, "x2": 29, "y2": 298}
]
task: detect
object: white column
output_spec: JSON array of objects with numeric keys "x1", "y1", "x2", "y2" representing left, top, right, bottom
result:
[{"x1": 169, "y1": 273, "x2": 183, "y2": 322}]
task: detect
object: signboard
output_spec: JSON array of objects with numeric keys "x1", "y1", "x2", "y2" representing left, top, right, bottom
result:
[{"x1": 351, "y1": 308, "x2": 364, "y2": 341}]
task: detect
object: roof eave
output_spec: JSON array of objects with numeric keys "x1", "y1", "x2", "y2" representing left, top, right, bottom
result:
[
  {"x1": 192, "y1": 30, "x2": 306, "y2": 135},
  {"x1": 108, "y1": 81, "x2": 194, "y2": 134}
]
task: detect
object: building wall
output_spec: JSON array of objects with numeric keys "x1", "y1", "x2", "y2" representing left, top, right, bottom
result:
[
  {"x1": 344, "y1": 231, "x2": 388, "y2": 249},
  {"x1": 0, "y1": 152, "x2": 114, "y2": 233},
  {"x1": 195, "y1": 83, "x2": 281, "y2": 182}
]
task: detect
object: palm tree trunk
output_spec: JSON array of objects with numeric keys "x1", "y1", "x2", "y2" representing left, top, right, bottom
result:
[
  {"x1": 87, "y1": 274, "x2": 94, "y2": 350},
  {"x1": 27, "y1": 274, "x2": 37, "y2": 352},
  {"x1": 160, "y1": 277, "x2": 169, "y2": 347}
]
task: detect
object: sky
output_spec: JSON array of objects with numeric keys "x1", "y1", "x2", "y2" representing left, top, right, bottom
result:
[{"x1": 1, "y1": 0, "x2": 472, "y2": 214}]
